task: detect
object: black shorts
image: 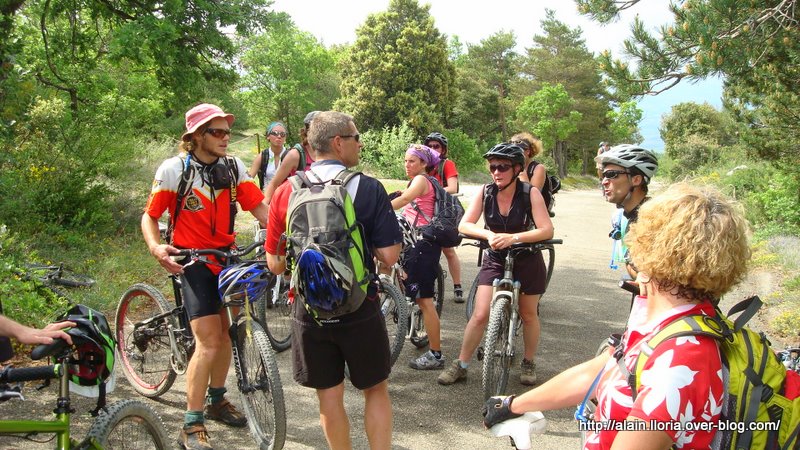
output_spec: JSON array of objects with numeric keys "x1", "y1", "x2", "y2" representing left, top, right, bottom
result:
[
  {"x1": 477, "y1": 249, "x2": 546, "y2": 295},
  {"x1": 179, "y1": 261, "x2": 223, "y2": 320},
  {"x1": 291, "y1": 298, "x2": 391, "y2": 390},
  {"x1": 402, "y1": 241, "x2": 442, "y2": 299}
]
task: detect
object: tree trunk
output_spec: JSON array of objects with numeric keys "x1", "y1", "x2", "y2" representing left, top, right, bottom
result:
[
  {"x1": 553, "y1": 140, "x2": 568, "y2": 179},
  {"x1": 581, "y1": 148, "x2": 589, "y2": 175}
]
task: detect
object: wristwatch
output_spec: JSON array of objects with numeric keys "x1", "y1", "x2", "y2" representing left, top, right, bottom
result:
[{"x1": 513, "y1": 234, "x2": 520, "y2": 242}]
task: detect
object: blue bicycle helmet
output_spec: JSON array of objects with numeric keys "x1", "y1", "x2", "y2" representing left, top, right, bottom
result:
[{"x1": 218, "y1": 262, "x2": 272, "y2": 302}]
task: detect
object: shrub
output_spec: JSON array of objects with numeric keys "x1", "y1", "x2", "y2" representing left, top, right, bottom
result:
[{"x1": 358, "y1": 122, "x2": 416, "y2": 179}]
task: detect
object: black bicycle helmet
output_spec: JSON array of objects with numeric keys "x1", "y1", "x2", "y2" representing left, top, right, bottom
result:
[
  {"x1": 483, "y1": 142, "x2": 525, "y2": 166},
  {"x1": 303, "y1": 111, "x2": 320, "y2": 127},
  {"x1": 424, "y1": 132, "x2": 448, "y2": 149},
  {"x1": 56, "y1": 304, "x2": 116, "y2": 387},
  {"x1": 595, "y1": 144, "x2": 659, "y2": 184}
]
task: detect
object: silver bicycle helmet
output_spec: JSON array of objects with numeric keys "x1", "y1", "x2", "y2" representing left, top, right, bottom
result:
[{"x1": 595, "y1": 144, "x2": 659, "y2": 184}]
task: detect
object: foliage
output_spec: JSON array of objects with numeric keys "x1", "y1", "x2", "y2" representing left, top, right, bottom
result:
[
  {"x1": 607, "y1": 101, "x2": 643, "y2": 144},
  {"x1": 358, "y1": 122, "x2": 417, "y2": 179},
  {"x1": 516, "y1": 83, "x2": 583, "y2": 178},
  {"x1": 750, "y1": 174, "x2": 800, "y2": 236},
  {"x1": 239, "y1": 19, "x2": 339, "y2": 143},
  {"x1": 450, "y1": 31, "x2": 518, "y2": 141},
  {"x1": 335, "y1": 0, "x2": 456, "y2": 136},
  {"x1": 577, "y1": 0, "x2": 799, "y2": 165},
  {"x1": 772, "y1": 310, "x2": 800, "y2": 338}
]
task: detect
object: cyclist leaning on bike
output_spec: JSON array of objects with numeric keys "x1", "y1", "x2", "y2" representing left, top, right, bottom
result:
[
  {"x1": 142, "y1": 103, "x2": 269, "y2": 450},
  {"x1": 438, "y1": 143, "x2": 553, "y2": 387}
]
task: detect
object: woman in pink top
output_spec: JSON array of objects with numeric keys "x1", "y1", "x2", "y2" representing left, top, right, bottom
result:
[{"x1": 390, "y1": 144, "x2": 446, "y2": 372}]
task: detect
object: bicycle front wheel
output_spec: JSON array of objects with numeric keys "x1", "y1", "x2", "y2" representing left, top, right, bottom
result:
[
  {"x1": 482, "y1": 295, "x2": 512, "y2": 400},
  {"x1": 378, "y1": 275, "x2": 408, "y2": 367},
  {"x1": 115, "y1": 283, "x2": 177, "y2": 398},
  {"x1": 237, "y1": 318, "x2": 287, "y2": 450},
  {"x1": 542, "y1": 244, "x2": 556, "y2": 292},
  {"x1": 257, "y1": 276, "x2": 292, "y2": 352},
  {"x1": 84, "y1": 399, "x2": 170, "y2": 449}
]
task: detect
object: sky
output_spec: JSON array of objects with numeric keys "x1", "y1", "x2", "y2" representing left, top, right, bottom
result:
[{"x1": 271, "y1": 0, "x2": 723, "y2": 151}]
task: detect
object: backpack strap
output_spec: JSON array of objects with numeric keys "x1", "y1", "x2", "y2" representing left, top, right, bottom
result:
[
  {"x1": 409, "y1": 176, "x2": 436, "y2": 225},
  {"x1": 258, "y1": 149, "x2": 270, "y2": 189},
  {"x1": 622, "y1": 314, "x2": 725, "y2": 401},
  {"x1": 223, "y1": 156, "x2": 239, "y2": 235},
  {"x1": 167, "y1": 156, "x2": 195, "y2": 245}
]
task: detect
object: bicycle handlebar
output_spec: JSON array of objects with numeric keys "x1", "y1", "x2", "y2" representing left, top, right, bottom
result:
[
  {"x1": 31, "y1": 337, "x2": 70, "y2": 361},
  {"x1": 0, "y1": 364, "x2": 61, "y2": 383},
  {"x1": 459, "y1": 234, "x2": 563, "y2": 249},
  {"x1": 174, "y1": 240, "x2": 265, "y2": 261}
]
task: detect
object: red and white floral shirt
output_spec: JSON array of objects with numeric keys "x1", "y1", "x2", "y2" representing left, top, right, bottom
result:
[{"x1": 584, "y1": 296, "x2": 724, "y2": 449}]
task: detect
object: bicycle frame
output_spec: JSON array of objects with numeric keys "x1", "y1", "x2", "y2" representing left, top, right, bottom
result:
[
  {"x1": 489, "y1": 249, "x2": 523, "y2": 364},
  {"x1": 0, "y1": 358, "x2": 101, "y2": 449}
]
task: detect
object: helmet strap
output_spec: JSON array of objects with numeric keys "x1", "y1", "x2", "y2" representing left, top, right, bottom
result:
[{"x1": 498, "y1": 168, "x2": 521, "y2": 192}]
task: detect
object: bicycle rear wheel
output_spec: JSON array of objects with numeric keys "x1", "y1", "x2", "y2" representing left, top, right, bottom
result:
[
  {"x1": 464, "y1": 276, "x2": 479, "y2": 321},
  {"x1": 378, "y1": 275, "x2": 408, "y2": 367},
  {"x1": 257, "y1": 275, "x2": 292, "y2": 352},
  {"x1": 236, "y1": 318, "x2": 287, "y2": 450},
  {"x1": 84, "y1": 399, "x2": 170, "y2": 449},
  {"x1": 482, "y1": 295, "x2": 512, "y2": 400},
  {"x1": 115, "y1": 283, "x2": 177, "y2": 398}
]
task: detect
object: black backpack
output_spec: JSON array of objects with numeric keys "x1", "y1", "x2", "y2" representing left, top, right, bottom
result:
[
  {"x1": 410, "y1": 175, "x2": 465, "y2": 247},
  {"x1": 526, "y1": 160, "x2": 560, "y2": 216}
]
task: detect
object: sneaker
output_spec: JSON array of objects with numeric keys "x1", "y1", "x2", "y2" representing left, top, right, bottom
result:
[
  {"x1": 438, "y1": 360, "x2": 467, "y2": 385},
  {"x1": 203, "y1": 398, "x2": 247, "y2": 427},
  {"x1": 178, "y1": 424, "x2": 213, "y2": 450},
  {"x1": 453, "y1": 285, "x2": 464, "y2": 304},
  {"x1": 409, "y1": 350, "x2": 445, "y2": 370},
  {"x1": 520, "y1": 359, "x2": 537, "y2": 385}
]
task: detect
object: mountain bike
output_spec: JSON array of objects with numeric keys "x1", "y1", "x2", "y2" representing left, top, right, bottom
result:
[
  {"x1": 249, "y1": 220, "x2": 293, "y2": 353},
  {"x1": 464, "y1": 239, "x2": 556, "y2": 321},
  {"x1": 0, "y1": 339, "x2": 169, "y2": 449},
  {"x1": 114, "y1": 241, "x2": 286, "y2": 450},
  {"x1": 461, "y1": 237, "x2": 562, "y2": 400},
  {"x1": 21, "y1": 263, "x2": 95, "y2": 297}
]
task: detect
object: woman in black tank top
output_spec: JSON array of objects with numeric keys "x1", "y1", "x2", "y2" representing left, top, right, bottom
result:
[{"x1": 437, "y1": 143, "x2": 554, "y2": 387}]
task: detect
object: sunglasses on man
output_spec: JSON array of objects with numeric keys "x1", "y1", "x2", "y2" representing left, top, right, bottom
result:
[
  {"x1": 205, "y1": 128, "x2": 231, "y2": 139},
  {"x1": 602, "y1": 169, "x2": 630, "y2": 180}
]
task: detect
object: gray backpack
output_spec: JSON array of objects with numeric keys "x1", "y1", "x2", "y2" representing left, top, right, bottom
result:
[{"x1": 285, "y1": 169, "x2": 370, "y2": 322}]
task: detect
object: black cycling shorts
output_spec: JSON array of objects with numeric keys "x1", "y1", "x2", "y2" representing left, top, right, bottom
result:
[
  {"x1": 402, "y1": 241, "x2": 442, "y2": 299},
  {"x1": 179, "y1": 261, "x2": 223, "y2": 320},
  {"x1": 478, "y1": 249, "x2": 546, "y2": 295},
  {"x1": 291, "y1": 299, "x2": 391, "y2": 390}
]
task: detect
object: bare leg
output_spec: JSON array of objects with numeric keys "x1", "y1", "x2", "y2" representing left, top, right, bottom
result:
[
  {"x1": 443, "y1": 247, "x2": 461, "y2": 286},
  {"x1": 316, "y1": 382, "x2": 351, "y2": 450},
  {"x1": 418, "y1": 297, "x2": 441, "y2": 350},
  {"x1": 519, "y1": 294, "x2": 541, "y2": 361},
  {"x1": 186, "y1": 314, "x2": 227, "y2": 411},
  {"x1": 208, "y1": 309, "x2": 233, "y2": 389},
  {"x1": 363, "y1": 380, "x2": 392, "y2": 450}
]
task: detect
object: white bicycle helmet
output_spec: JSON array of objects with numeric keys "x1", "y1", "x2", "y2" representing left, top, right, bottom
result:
[
  {"x1": 595, "y1": 144, "x2": 658, "y2": 184},
  {"x1": 396, "y1": 213, "x2": 417, "y2": 250}
]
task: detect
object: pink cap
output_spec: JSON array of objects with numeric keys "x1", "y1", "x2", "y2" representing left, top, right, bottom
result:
[{"x1": 181, "y1": 103, "x2": 235, "y2": 141}]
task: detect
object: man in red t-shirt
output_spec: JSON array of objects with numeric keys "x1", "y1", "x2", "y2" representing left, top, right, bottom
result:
[
  {"x1": 142, "y1": 103, "x2": 268, "y2": 450},
  {"x1": 424, "y1": 132, "x2": 464, "y2": 303}
]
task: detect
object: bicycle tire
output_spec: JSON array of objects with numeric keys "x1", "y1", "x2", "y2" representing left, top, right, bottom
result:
[
  {"x1": 464, "y1": 276, "x2": 479, "y2": 321},
  {"x1": 378, "y1": 275, "x2": 408, "y2": 367},
  {"x1": 434, "y1": 263, "x2": 445, "y2": 316},
  {"x1": 115, "y1": 283, "x2": 177, "y2": 398},
  {"x1": 482, "y1": 295, "x2": 512, "y2": 400},
  {"x1": 257, "y1": 276, "x2": 292, "y2": 352},
  {"x1": 543, "y1": 244, "x2": 556, "y2": 292},
  {"x1": 236, "y1": 318, "x2": 287, "y2": 450},
  {"x1": 83, "y1": 399, "x2": 170, "y2": 449}
]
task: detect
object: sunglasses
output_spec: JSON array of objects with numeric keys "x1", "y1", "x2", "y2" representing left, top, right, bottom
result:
[
  {"x1": 510, "y1": 140, "x2": 530, "y2": 151},
  {"x1": 489, "y1": 164, "x2": 513, "y2": 173},
  {"x1": 338, "y1": 133, "x2": 360, "y2": 142},
  {"x1": 205, "y1": 128, "x2": 231, "y2": 139},
  {"x1": 602, "y1": 169, "x2": 630, "y2": 180},
  {"x1": 427, "y1": 142, "x2": 442, "y2": 149},
  {"x1": 268, "y1": 131, "x2": 287, "y2": 137}
]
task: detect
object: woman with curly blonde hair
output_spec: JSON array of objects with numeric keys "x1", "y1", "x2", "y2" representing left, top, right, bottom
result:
[
  {"x1": 510, "y1": 132, "x2": 546, "y2": 190},
  {"x1": 482, "y1": 183, "x2": 751, "y2": 450}
]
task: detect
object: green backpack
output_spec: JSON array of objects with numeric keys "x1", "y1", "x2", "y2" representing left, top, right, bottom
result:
[
  {"x1": 285, "y1": 169, "x2": 369, "y2": 323},
  {"x1": 624, "y1": 296, "x2": 800, "y2": 450}
]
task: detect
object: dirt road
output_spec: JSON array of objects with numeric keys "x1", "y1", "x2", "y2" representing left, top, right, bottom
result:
[{"x1": 0, "y1": 185, "x2": 725, "y2": 449}]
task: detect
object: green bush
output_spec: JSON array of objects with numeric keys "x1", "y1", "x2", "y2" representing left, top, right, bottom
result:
[
  {"x1": 359, "y1": 122, "x2": 416, "y2": 179},
  {"x1": 442, "y1": 128, "x2": 483, "y2": 175}
]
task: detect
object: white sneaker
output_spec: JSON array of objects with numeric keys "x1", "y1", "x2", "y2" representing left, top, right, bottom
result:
[{"x1": 409, "y1": 350, "x2": 445, "y2": 370}]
